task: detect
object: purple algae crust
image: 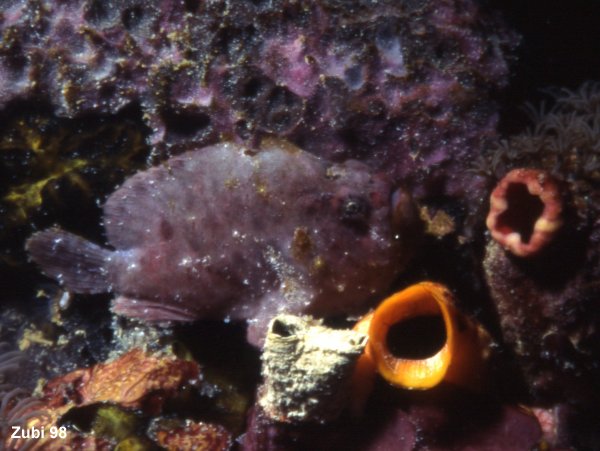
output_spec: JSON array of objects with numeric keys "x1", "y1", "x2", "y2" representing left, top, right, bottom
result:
[
  {"x1": 241, "y1": 397, "x2": 543, "y2": 451},
  {"x1": 0, "y1": 0, "x2": 516, "y2": 208}
]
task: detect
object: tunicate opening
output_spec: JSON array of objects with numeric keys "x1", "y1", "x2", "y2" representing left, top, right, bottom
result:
[
  {"x1": 59, "y1": 404, "x2": 99, "y2": 431},
  {"x1": 496, "y1": 183, "x2": 544, "y2": 244},
  {"x1": 271, "y1": 318, "x2": 299, "y2": 338},
  {"x1": 351, "y1": 334, "x2": 369, "y2": 348},
  {"x1": 386, "y1": 314, "x2": 447, "y2": 359}
]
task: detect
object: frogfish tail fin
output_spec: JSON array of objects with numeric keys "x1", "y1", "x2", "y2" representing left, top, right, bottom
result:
[{"x1": 26, "y1": 228, "x2": 113, "y2": 294}]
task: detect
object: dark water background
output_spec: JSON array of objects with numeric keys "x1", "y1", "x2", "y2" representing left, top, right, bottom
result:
[{"x1": 490, "y1": 0, "x2": 600, "y2": 132}]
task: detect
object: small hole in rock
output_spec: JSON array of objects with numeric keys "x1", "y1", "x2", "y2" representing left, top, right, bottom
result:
[
  {"x1": 235, "y1": 120, "x2": 253, "y2": 140},
  {"x1": 84, "y1": 0, "x2": 114, "y2": 25},
  {"x1": 496, "y1": 183, "x2": 544, "y2": 244},
  {"x1": 162, "y1": 109, "x2": 211, "y2": 138},
  {"x1": 263, "y1": 86, "x2": 303, "y2": 133},
  {"x1": 122, "y1": 5, "x2": 144, "y2": 31},
  {"x1": 242, "y1": 77, "x2": 269, "y2": 100},
  {"x1": 59, "y1": 404, "x2": 99, "y2": 431},
  {"x1": 386, "y1": 315, "x2": 447, "y2": 359},
  {"x1": 271, "y1": 319, "x2": 295, "y2": 337},
  {"x1": 183, "y1": 0, "x2": 199, "y2": 12}
]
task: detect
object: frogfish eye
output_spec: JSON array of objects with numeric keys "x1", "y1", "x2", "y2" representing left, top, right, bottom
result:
[{"x1": 339, "y1": 195, "x2": 371, "y2": 229}]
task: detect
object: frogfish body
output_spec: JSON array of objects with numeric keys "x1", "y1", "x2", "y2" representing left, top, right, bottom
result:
[{"x1": 27, "y1": 140, "x2": 418, "y2": 345}]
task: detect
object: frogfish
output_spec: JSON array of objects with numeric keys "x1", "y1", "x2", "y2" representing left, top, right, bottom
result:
[{"x1": 27, "y1": 139, "x2": 419, "y2": 345}]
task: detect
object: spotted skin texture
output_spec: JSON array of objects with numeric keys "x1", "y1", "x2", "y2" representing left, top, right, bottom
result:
[{"x1": 27, "y1": 140, "x2": 417, "y2": 345}]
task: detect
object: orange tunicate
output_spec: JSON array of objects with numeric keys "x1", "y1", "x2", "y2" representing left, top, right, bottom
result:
[{"x1": 358, "y1": 282, "x2": 490, "y2": 391}]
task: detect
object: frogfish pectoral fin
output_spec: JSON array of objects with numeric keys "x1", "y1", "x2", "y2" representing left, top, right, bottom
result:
[{"x1": 112, "y1": 295, "x2": 199, "y2": 322}]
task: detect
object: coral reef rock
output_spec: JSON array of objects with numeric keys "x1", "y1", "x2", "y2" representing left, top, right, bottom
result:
[
  {"x1": 1, "y1": 0, "x2": 516, "y2": 208},
  {"x1": 149, "y1": 418, "x2": 232, "y2": 451},
  {"x1": 484, "y1": 238, "x2": 600, "y2": 402},
  {"x1": 259, "y1": 314, "x2": 366, "y2": 423},
  {"x1": 482, "y1": 84, "x2": 600, "y2": 401},
  {"x1": 242, "y1": 395, "x2": 543, "y2": 451},
  {"x1": 3, "y1": 348, "x2": 207, "y2": 449},
  {"x1": 0, "y1": 107, "x2": 149, "y2": 269}
]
